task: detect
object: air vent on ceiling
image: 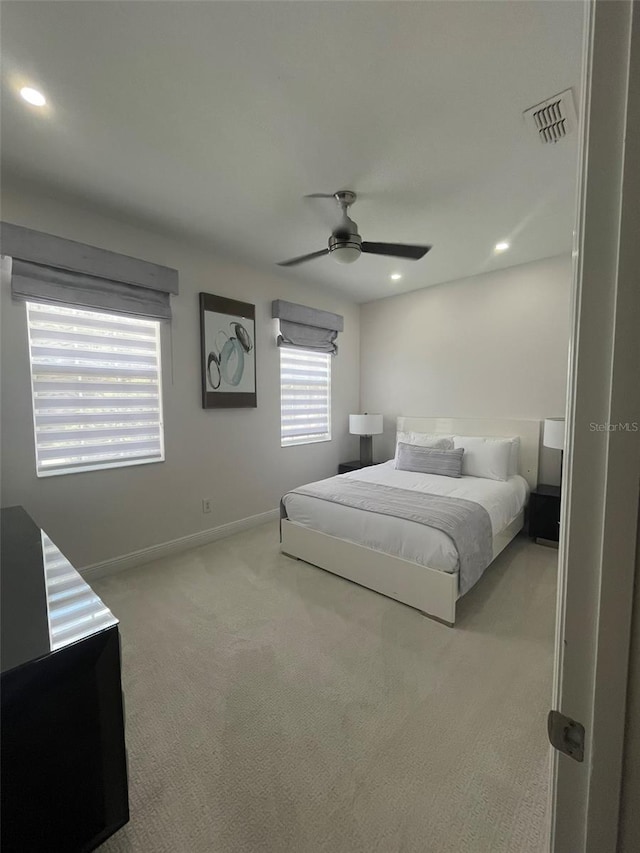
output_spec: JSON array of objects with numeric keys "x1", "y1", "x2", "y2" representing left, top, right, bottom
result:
[{"x1": 523, "y1": 88, "x2": 577, "y2": 144}]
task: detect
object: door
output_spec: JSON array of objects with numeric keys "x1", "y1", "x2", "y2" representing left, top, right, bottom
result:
[{"x1": 551, "y1": 1, "x2": 640, "y2": 851}]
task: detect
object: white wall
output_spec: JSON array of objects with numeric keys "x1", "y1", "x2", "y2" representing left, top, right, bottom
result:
[
  {"x1": 0, "y1": 181, "x2": 360, "y2": 567},
  {"x1": 360, "y1": 255, "x2": 572, "y2": 483}
]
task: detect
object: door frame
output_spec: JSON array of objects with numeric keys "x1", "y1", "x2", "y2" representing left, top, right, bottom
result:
[{"x1": 551, "y1": 1, "x2": 640, "y2": 850}]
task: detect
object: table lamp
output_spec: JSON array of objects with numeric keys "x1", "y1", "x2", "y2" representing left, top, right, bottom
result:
[
  {"x1": 543, "y1": 417, "x2": 565, "y2": 486},
  {"x1": 349, "y1": 413, "x2": 383, "y2": 467}
]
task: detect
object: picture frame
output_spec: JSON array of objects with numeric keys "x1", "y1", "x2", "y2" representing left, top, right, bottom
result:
[{"x1": 199, "y1": 293, "x2": 257, "y2": 409}]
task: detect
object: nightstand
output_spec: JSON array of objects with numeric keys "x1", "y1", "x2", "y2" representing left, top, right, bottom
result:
[
  {"x1": 529, "y1": 484, "x2": 561, "y2": 544},
  {"x1": 338, "y1": 460, "x2": 372, "y2": 474}
]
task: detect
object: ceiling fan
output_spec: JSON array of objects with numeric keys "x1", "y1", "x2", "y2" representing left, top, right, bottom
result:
[{"x1": 277, "y1": 190, "x2": 432, "y2": 267}]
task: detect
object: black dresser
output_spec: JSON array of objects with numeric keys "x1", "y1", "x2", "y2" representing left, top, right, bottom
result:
[{"x1": 1, "y1": 507, "x2": 129, "y2": 852}]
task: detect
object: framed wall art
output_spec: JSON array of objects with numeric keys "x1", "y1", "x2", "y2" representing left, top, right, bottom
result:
[{"x1": 199, "y1": 293, "x2": 257, "y2": 408}]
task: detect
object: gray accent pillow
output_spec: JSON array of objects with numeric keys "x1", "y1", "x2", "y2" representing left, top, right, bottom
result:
[{"x1": 395, "y1": 443, "x2": 465, "y2": 478}]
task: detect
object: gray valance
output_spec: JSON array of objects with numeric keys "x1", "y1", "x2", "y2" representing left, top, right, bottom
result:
[
  {"x1": 272, "y1": 299, "x2": 344, "y2": 355},
  {"x1": 11, "y1": 259, "x2": 173, "y2": 320},
  {"x1": 2, "y1": 222, "x2": 178, "y2": 320}
]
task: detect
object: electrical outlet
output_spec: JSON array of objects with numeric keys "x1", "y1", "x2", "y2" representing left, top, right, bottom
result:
[{"x1": 202, "y1": 499, "x2": 212, "y2": 514}]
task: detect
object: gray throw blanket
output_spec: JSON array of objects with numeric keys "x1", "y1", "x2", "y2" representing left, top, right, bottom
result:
[{"x1": 281, "y1": 478, "x2": 493, "y2": 595}]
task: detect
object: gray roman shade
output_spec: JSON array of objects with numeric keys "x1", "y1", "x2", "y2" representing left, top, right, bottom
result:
[
  {"x1": 272, "y1": 299, "x2": 344, "y2": 355},
  {"x1": 2, "y1": 222, "x2": 179, "y2": 320}
]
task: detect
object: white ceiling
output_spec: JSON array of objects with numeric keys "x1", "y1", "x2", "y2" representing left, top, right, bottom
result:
[{"x1": 1, "y1": 1, "x2": 584, "y2": 303}]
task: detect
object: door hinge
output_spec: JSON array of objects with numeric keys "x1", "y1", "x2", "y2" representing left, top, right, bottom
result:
[{"x1": 548, "y1": 710, "x2": 585, "y2": 762}]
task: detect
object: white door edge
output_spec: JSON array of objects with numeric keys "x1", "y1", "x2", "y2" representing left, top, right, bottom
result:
[{"x1": 550, "y1": 1, "x2": 640, "y2": 851}]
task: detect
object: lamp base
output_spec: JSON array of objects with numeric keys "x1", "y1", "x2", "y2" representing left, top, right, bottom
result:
[{"x1": 359, "y1": 435, "x2": 373, "y2": 467}]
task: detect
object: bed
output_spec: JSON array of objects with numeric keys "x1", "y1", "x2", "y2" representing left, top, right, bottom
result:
[{"x1": 280, "y1": 417, "x2": 541, "y2": 625}]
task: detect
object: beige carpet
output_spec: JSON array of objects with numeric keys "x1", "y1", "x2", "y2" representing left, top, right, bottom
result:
[{"x1": 95, "y1": 522, "x2": 557, "y2": 853}]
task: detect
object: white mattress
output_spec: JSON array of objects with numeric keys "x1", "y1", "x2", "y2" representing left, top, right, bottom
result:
[{"x1": 282, "y1": 461, "x2": 529, "y2": 573}]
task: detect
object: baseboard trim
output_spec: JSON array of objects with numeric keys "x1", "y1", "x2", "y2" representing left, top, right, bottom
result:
[{"x1": 80, "y1": 508, "x2": 280, "y2": 581}]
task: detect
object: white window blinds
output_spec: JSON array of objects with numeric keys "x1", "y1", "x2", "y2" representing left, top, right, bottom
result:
[
  {"x1": 280, "y1": 349, "x2": 331, "y2": 446},
  {"x1": 26, "y1": 302, "x2": 164, "y2": 476}
]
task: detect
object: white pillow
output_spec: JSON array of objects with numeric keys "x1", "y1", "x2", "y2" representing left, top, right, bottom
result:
[
  {"x1": 452, "y1": 436, "x2": 512, "y2": 481},
  {"x1": 408, "y1": 431, "x2": 455, "y2": 448},
  {"x1": 507, "y1": 437, "x2": 521, "y2": 478},
  {"x1": 395, "y1": 431, "x2": 454, "y2": 460}
]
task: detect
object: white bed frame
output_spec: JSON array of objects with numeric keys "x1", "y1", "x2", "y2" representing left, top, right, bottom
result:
[{"x1": 281, "y1": 417, "x2": 541, "y2": 626}]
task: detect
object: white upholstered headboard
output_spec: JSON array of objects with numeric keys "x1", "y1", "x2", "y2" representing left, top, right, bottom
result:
[{"x1": 396, "y1": 416, "x2": 541, "y2": 490}]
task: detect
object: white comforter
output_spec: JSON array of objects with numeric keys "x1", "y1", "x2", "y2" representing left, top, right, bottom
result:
[{"x1": 282, "y1": 461, "x2": 529, "y2": 573}]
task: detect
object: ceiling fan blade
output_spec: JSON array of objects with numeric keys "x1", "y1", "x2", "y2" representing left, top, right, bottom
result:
[
  {"x1": 277, "y1": 249, "x2": 329, "y2": 267},
  {"x1": 304, "y1": 193, "x2": 336, "y2": 199},
  {"x1": 361, "y1": 242, "x2": 432, "y2": 260}
]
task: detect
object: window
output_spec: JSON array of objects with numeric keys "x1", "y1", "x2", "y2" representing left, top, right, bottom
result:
[
  {"x1": 280, "y1": 348, "x2": 331, "y2": 446},
  {"x1": 26, "y1": 302, "x2": 164, "y2": 476}
]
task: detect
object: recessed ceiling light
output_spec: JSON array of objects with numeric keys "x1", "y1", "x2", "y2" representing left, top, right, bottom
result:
[
  {"x1": 390, "y1": 273, "x2": 402, "y2": 281},
  {"x1": 494, "y1": 241, "x2": 510, "y2": 253},
  {"x1": 20, "y1": 87, "x2": 46, "y2": 107}
]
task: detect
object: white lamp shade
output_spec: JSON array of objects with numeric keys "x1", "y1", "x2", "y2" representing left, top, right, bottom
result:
[
  {"x1": 543, "y1": 418, "x2": 565, "y2": 450},
  {"x1": 349, "y1": 413, "x2": 383, "y2": 436}
]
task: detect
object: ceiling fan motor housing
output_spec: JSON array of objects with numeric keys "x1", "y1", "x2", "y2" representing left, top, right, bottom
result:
[
  {"x1": 329, "y1": 230, "x2": 362, "y2": 263},
  {"x1": 329, "y1": 191, "x2": 362, "y2": 263}
]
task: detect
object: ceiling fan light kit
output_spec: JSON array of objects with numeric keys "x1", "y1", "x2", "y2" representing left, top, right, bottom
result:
[
  {"x1": 278, "y1": 190, "x2": 432, "y2": 268},
  {"x1": 329, "y1": 239, "x2": 361, "y2": 265}
]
